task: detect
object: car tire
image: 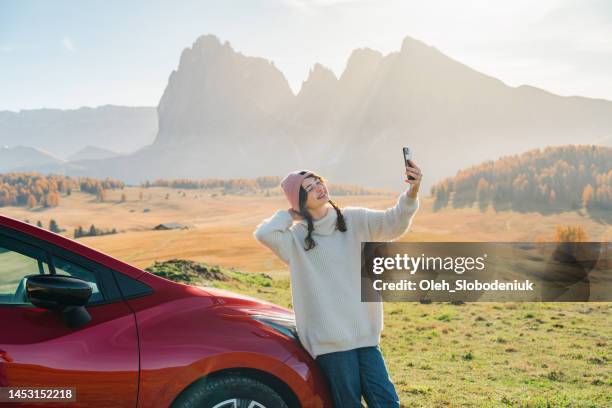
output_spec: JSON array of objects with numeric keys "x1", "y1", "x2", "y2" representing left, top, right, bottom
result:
[{"x1": 171, "y1": 375, "x2": 289, "y2": 408}]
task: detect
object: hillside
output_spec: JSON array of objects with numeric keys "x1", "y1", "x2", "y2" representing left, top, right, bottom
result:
[{"x1": 431, "y1": 145, "x2": 611, "y2": 220}]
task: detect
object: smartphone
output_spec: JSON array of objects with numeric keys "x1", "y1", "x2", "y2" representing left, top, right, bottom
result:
[{"x1": 403, "y1": 147, "x2": 415, "y2": 181}]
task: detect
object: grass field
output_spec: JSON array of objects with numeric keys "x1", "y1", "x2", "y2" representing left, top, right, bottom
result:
[
  {"x1": 1, "y1": 187, "x2": 610, "y2": 406},
  {"x1": 151, "y1": 260, "x2": 611, "y2": 408}
]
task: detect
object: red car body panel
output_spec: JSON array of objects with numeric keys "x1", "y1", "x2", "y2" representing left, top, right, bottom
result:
[
  {"x1": 0, "y1": 215, "x2": 332, "y2": 407},
  {"x1": 0, "y1": 301, "x2": 139, "y2": 408},
  {"x1": 272, "y1": 349, "x2": 333, "y2": 408}
]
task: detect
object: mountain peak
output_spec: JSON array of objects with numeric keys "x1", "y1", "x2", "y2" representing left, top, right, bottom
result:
[
  {"x1": 400, "y1": 36, "x2": 434, "y2": 54},
  {"x1": 340, "y1": 47, "x2": 384, "y2": 84},
  {"x1": 157, "y1": 34, "x2": 294, "y2": 143},
  {"x1": 345, "y1": 47, "x2": 383, "y2": 67},
  {"x1": 305, "y1": 63, "x2": 336, "y2": 83},
  {"x1": 297, "y1": 63, "x2": 337, "y2": 99},
  {"x1": 309, "y1": 63, "x2": 336, "y2": 79},
  {"x1": 192, "y1": 34, "x2": 223, "y2": 50},
  {"x1": 177, "y1": 34, "x2": 233, "y2": 68}
]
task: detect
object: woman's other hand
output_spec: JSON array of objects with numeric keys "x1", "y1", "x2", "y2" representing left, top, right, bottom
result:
[{"x1": 288, "y1": 208, "x2": 304, "y2": 221}]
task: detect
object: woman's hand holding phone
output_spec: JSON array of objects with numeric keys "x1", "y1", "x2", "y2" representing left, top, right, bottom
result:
[
  {"x1": 405, "y1": 161, "x2": 422, "y2": 185},
  {"x1": 403, "y1": 147, "x2": 422, "y2": 198},
  {"x1": 405, "y1": 161, "x2": 422, "y2": 198}
]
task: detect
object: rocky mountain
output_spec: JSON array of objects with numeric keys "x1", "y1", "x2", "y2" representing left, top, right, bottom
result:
[
  {"x1": 14, "y1": 34, "x2": 612, "y2": 192},
  {"x1": 0, "y1": 105, "x2": 157, "y2": 158}
]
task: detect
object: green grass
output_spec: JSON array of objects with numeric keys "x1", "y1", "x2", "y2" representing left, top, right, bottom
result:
[{"x1": 148, "y1": 260, "x2": 611, "y2": 407}]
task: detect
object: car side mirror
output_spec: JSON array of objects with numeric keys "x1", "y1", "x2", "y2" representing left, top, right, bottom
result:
[{"x1": 26, "y1": 274, "x2": 93, "y2": 329}]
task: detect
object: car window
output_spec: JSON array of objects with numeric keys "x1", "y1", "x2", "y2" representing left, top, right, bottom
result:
[
  {"x1": 0, "y1": 239, "x2": 49, "y2": 305},
  {"x1": 52, "y1": 256, "x2": 104, "y2": 303},
  {"x1": 0, "y1": 234, "x2": 105, "y2": 306}
]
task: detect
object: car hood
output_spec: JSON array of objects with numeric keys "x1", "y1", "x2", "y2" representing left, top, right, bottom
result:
[{"x1": 194, "y1": 285, "x2": 294, "y2": 316}]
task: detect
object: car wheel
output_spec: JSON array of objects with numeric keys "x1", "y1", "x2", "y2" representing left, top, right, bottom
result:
[{"x1": 171, "y1": 375, "x2": 289, "y2": 408}]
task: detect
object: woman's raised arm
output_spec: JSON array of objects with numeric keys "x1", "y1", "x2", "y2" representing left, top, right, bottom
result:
[
  {"x1": 364, "y1": 191, "x2": 419, "y2": 242},
  {"x1": 364, "y1": 161, "x2": 422, "y2": 241},
  {"x1": 253, "y1": 210, "x2": 295, "y2": 264}
]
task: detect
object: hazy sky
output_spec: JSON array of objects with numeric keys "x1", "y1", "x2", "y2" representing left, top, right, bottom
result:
[{"x1": 1, "y1": 0, "x2": 611, "y2": 111}]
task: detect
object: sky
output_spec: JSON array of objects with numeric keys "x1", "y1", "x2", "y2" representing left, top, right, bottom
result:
[{"x1": 1, "y1": 0, "x2": 611, "y2": 111}]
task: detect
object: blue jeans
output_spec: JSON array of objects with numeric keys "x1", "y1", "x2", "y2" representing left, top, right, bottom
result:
[{"x1": 315, "y1": 345, "x2": 400, "y2": 408}]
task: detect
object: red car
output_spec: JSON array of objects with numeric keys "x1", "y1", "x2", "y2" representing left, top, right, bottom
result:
[{"x1": 0, "y1": 215, "x2": 332, "y2": 408}]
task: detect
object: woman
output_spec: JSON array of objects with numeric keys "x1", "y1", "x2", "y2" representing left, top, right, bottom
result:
[{"x1": 253, "y1": 163, "x2": 422, "y2": 407}]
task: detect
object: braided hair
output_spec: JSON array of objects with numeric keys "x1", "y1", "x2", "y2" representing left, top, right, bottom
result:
[{"x1": 297, "y1": 171, "x2": 347, "y2": 251}]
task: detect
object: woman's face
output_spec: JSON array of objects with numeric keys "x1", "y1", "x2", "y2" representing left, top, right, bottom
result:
[{"x1": 301, "y1": 176, "x2": 329, "y2": 210}]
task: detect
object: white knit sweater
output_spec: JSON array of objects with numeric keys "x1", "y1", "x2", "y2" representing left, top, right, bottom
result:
[{"x1": 253, "y1": 190, "x2": 419, "y2": 358}]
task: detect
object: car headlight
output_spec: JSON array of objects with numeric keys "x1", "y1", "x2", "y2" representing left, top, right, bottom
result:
[{"x1": 251, "y1": 313, "x2": 298, "y2": 340}]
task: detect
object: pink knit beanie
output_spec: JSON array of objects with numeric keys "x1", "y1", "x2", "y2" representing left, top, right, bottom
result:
[{"x1": 281, "y1": 170, "x2": 313, "y2": 212}]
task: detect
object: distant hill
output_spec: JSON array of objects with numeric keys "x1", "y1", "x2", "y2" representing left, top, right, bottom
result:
[
  {"x1": 14, "y1": 34, "x2": 612, "y2": 192},
  {"x1": 68, "y1": 145, "x2": 121, "y2": 161},
  {"x1": 0, "y1": 146, "x2": 65, "y2": 173},
  {"x1": 0, "y1": 105, "x2": 157, "y2": 158},
  {"x1": 430, "y1": 145, "x2": 611, "y2": 216}
]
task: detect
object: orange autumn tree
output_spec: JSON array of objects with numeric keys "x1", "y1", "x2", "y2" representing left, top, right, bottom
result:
[
  {"x1": 0, "y1": 173, "x2": 124, "y2": 209},
  {"x1": 430, "y1": 145, "x2": 611, "y2": 214},
  {"x1": 554, "y1": 225, "x2": 588, "y2": 242}
]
